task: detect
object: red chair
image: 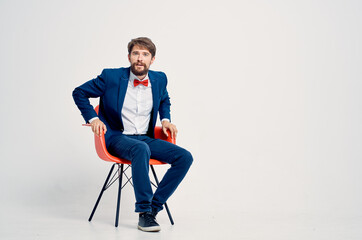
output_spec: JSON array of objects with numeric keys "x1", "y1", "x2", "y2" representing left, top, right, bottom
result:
[{"x1": 84, "y1": 105, "x2": 175, "y2": 227}]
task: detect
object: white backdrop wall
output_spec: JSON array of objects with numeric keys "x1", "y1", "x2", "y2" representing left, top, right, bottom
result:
[{"x1": 0, "y1": 0, "x2": 361, "y2": 228}]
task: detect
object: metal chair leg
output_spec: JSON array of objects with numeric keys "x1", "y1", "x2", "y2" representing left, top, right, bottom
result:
[
  {"x1": 89, "y1": 164, "x2": 116, "y2": 222},
  {"x1": 150, "y1": 165, "x2": 175, "y2": 225},
  {"x1": 115, "y1": 164, "x2": 124, "y2": 227}
]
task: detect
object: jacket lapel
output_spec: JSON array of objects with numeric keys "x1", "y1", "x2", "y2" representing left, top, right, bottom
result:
[
  {"x1": 117, "y1": 67, "x2": 130, "y2": 123},
  {"x1": 149, "y1": 71, "x2": 159, "y2": 116}
]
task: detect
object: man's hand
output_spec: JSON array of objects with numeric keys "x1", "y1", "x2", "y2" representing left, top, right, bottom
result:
[
  {"x1": 90, "y1": 119, "x2": 107, "y2": 136},
  {"x1": 161, "y1": 120, "x2": 178, "y2": 139}
]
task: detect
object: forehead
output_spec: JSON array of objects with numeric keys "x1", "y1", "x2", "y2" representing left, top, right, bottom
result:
[{"x1": 131, "y1": 45, "x2": 151, "y2": 53}]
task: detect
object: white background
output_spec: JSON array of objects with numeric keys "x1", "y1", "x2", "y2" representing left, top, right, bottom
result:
[{"x1": 0, "y1": 0, "x2": 361, "y2": 239}]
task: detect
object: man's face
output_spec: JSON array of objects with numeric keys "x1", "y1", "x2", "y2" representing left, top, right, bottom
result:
[{"x1": 128, "y1": 45, "x2": 155, "y2": 77}]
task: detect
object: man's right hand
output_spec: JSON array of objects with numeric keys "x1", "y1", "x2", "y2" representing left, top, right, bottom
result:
[{"x1": 90, "y1": 119, "x2": 107, "y2": 136}]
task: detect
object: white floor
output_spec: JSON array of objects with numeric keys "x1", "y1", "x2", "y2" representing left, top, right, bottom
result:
[
  {"x1": 1, "y1": 161, "x2": 361, "y2": 240},
  {"x1": 1, "y1": 200, "x2": 362, "y2": 240}
]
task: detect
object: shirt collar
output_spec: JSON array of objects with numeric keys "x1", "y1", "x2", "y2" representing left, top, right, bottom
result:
[{"x1": 129, "y1": 71, "x2": 150, "y2": 86}]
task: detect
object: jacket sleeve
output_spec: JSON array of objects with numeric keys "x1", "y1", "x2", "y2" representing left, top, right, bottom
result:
[
  {"x1": 72, "y1": 70, "x2": 107, "y2": 123},
  {"x1": 158, "y1": 73, "x2": 171, "y2": 121}
]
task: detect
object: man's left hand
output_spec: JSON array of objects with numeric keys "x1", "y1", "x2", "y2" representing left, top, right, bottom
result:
[{"x1": 162, "y1": 120, "x2": 178, "y2": 139}]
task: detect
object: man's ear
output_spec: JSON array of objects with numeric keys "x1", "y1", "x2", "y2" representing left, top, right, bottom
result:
[
  {"x1": 128, "y1": 54, "x2": 131, "y2": 62},
  {"x1": 150, "y1": 56, "x2": 155, "y2": 65}
]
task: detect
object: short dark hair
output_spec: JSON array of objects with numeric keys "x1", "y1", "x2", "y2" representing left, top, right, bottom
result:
[{"x1": 128, "y1": 37, "x2": 156, "y2": 57}]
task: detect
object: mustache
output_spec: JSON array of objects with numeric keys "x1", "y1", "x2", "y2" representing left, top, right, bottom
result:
[{"x1": 134, "y1": 62, "x2": 146, "y2": 67}]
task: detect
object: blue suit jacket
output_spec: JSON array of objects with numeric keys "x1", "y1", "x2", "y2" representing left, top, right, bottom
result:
[{"x1": 72, "y1": 67, "x2": 171, "y2": 145}]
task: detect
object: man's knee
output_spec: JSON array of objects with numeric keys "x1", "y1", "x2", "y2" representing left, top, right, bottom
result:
[{"x1": 180, "y1": 149, "x2": 193, "y2": 168}]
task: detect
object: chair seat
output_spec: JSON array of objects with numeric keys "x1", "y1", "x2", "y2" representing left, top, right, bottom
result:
[{"x1": 94, "y1": 132, "x2": 167, "y2": 165}]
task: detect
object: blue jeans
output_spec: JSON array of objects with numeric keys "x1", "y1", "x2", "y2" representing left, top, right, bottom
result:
[{"x1": 107, "y1": 134, "x2": 193, "y2": 213}]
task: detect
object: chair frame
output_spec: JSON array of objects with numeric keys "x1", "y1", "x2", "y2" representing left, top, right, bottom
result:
[{"x1": 88, "y1": 162, "x2": 174, "y2": 227}]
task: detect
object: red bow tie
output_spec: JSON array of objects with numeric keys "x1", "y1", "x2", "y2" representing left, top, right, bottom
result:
[{"x1": 134, "y1": 79, "x2": 149, "y2": 87}]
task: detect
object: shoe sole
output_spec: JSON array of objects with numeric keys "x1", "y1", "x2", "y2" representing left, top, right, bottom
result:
[{"x1": 138, "y1": 225, "x2": 161, "y2": 232}]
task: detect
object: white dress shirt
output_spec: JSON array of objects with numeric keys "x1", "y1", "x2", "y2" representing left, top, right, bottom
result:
[{"x1": 122, "y1": 72, "x2": 153, "y2": 134}]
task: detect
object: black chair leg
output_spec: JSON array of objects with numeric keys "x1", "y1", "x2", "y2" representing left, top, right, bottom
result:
[
  {"x1": 150, "y1": 165, "x2": 175, "y2": 225},
  {"x1": 115, "y1": 164, "x2": 124, "y2": 227},
  {"x1": 164, "y1": 202, "x2": 174, "y2": 225},
  {"x1": 89, "y1": 163, "x2": 116, "y2": 222}
]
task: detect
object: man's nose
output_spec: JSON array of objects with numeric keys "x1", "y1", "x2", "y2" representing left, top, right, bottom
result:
[{"x1": 137, "y1": 54, "x2": 144, "y2": 61}]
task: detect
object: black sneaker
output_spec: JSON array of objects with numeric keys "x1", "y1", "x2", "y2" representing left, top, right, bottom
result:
[{"x1": 138, "y1": 212, "x2": 161, "y2": 232}]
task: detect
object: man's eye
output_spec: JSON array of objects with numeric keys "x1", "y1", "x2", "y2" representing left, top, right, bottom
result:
[
  {"x1": 143, "y1": 53, "x2": 149, "y2": 57},
  {"x1": 132, "y1": 52, "x2": 139, "y2": 55}
]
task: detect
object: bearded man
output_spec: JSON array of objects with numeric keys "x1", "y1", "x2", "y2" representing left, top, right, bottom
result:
[{"x1": 72, "y1": 37, "x2": 193, "y2": 232}]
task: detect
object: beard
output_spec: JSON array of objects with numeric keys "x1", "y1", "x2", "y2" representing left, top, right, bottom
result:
[{"x1": 131, "y1": 62, "x2": 149, "y2": 76}]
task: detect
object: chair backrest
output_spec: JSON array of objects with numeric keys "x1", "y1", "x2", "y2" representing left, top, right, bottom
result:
[{"x1": 92, "y1": 105, "x2": 174, "y2": 165}]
